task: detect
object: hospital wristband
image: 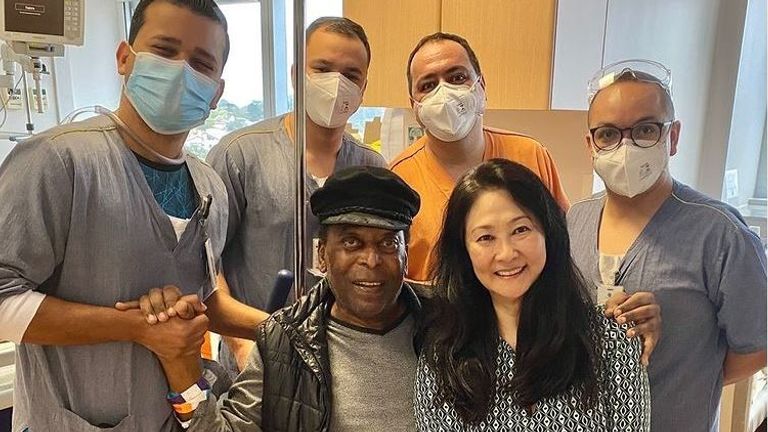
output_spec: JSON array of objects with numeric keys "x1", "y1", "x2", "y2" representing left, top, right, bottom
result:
[
  {"x1": 171, "y1": 391, "x2": 209, "y2": 414},
  {"x1": 171, "y1": 391, "x2": 209, "y2": 429},
  {"x1": 167, "y1": 376, "x2": 211, "y2": 403},
  {"x1": 167, "y1": 375, "x2": 211, "y2": 415}
]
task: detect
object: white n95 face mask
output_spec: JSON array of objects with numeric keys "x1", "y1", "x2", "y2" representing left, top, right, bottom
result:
[
  {"x1": 414, "y1": 78, "x2": 485, "y2": 142},
  {"x1": 593, "y1": 138, "x2": 669, "y2": 198},
  {"x1": 305, "y1": 72, "x2": 362, "y2": 129}
]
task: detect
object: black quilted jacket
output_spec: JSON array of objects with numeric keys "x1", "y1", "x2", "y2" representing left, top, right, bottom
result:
[{"x1": 255, "y1": 278, "x2": 424, "y2": 432}]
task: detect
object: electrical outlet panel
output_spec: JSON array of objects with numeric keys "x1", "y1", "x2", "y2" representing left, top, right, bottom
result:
[
  {"x1": 28, "y1": 88, "x2": 49, "y2": 112},
  {"x1": 5, "y1": 89, "x2": 22, "y2": 110}
]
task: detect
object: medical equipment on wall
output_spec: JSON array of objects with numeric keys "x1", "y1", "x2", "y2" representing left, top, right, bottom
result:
[{"x1": 0, "y1": 0, "x2": 84, "y2": 136}]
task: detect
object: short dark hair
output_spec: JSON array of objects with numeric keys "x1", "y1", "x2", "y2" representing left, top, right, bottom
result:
[
  {"x1": 129, "y1": 0, "x2": 230, "y2": 65},
  {"x1": 406, "y1": 32, "x2": 482, "y2": 96},
  {"x1": 418, "y1": 159, "x2": 601, "y2": 423},
  {"x1": 306, "y1": 17, "x2": 371, "y2": 66}
]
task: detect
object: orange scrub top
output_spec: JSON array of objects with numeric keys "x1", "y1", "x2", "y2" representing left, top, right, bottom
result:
[{"x1": 390, "y1": 127, "x2": 570, "y2": 282}]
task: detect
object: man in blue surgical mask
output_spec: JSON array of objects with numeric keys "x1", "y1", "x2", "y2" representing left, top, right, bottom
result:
[
  {"x1": 0, "y1": 1, "x2": 267, "y2": 430},
  {"x1": 204, "y1": 17, "x2": 386, "y2": 375}
]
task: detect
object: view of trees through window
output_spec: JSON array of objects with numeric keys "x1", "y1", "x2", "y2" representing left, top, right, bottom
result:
[
  {"x1": 186, "y1": 100, "x2": 265, "y2": 159},
  {"x1": 184, "y1": 2, "x2": 265, "y2": 159},
  {"x1": 183, "y1": 1, "x2": 385, "y2": 160}
]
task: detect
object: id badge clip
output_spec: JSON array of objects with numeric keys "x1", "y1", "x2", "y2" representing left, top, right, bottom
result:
[{"x1": 197, "y1": 194, "x2": 219, "y2": 302}]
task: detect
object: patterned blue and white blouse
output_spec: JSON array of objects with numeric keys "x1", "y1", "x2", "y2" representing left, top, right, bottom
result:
[{"x1": 414, "y1": 313, "x2": 651, "y2": 431}]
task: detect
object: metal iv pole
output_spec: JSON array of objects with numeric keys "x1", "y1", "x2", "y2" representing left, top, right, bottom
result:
[{"x1": 292, "y1": 0, "x2": 307, "y2": 300}]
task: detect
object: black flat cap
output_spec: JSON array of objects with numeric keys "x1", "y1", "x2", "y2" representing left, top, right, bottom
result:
[{"x1": 310, "y1": 166, "x2": 421, "y2": 231}]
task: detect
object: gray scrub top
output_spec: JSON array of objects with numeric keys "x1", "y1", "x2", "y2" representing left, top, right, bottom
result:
[
  {"x1": 206, "y1": 114, "x2": 386, "y2": 310},
  {"x1": 0, "y1": 115, "x2": 228, "y2": 431},
  {"x1": 567, "y1": 180, "x2": 767, "y2": 432}
]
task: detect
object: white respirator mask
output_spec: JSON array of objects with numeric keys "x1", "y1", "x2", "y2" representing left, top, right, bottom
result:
[
  {"x1": 305, "y1": 72, "x2": 363, "y2": 129},
  {"x1": 414, "y1": 77, "x2": 485, "y2": 142},
  {"x1": 593, "y1": 137, "x2": 669, "y2": 198}
]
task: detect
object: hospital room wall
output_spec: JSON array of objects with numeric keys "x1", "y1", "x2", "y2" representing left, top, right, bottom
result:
[
  {"x1": 0, "y1": 0, "x2": 125, "y2": 163},
  {"x1": 600, "y1": 0, "x2": 724, "y2": 192},
  {"x1": 56, "y1": 0, "x2": 125, "y2": 113}
]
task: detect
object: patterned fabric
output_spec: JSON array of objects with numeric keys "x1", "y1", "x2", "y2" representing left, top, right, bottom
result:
[
  {"x1": 136, "y1": 153, "x2": 197, "y2": 218},
  {"x1": 414, "y1": 312, "x2": 650, "y2": 431}
]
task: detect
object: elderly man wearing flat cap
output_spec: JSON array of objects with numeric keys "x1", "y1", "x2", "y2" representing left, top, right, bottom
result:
[{"x1": 157, "y1": 166, "x2": 423, "y2": 431}]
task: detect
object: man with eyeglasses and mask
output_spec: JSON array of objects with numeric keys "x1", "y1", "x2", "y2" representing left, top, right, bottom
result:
[
  {"x1": 206, "y1": 17, "x2": 385, "y2": 375},
  {"x1": 0, "y1": 1, "x2": 267, "y2": 430},
  {"x1": 568, "y1": 59, "x2": 767, "y2": 432}
]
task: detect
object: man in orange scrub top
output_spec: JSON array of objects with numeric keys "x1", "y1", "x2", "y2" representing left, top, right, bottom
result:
[{"x1": 391, "y1": 32, "x2": 569, "y2": 282}]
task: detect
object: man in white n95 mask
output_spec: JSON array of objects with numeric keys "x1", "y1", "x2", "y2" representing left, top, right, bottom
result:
[
  {"x1": 205, "y1": 17, "x2": 386, "y2": 375},
  {"x1": 567, "y1": 59, "x2": 767, "y2": 432},
  {"x1": 390, "y1": 32, "x2": 571, "y2": 283}
]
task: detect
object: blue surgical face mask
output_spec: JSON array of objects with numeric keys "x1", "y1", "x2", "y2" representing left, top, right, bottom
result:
[{"x1": 124, "y1": 48, "x2": 220, "y2": 135}]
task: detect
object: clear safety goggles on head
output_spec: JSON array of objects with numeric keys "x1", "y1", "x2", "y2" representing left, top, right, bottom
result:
[{"x1": 587, "y1": 59, "x2": 672, "y2": 104}]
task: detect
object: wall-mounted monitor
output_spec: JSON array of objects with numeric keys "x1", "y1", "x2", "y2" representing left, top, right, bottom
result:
[{"x1": 0, "y1": 0, "x2": 84, "y2": 47}]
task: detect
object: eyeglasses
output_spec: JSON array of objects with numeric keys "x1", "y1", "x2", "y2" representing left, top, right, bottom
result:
[{"x1": 590, "y1": 121, "x2": 673, "y2": 151}]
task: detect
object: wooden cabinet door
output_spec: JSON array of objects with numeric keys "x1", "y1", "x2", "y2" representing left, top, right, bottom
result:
[
  {"x1": 344, "y1": 0, "x2": 441, "y2": 108},
  {"x1": 441, "y1": 0, "x2": 556, "y2": 109}
]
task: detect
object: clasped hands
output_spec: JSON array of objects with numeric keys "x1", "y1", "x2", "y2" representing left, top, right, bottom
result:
[{"x1": 115, "y1": 286, "x2": 208, "y2": 363}]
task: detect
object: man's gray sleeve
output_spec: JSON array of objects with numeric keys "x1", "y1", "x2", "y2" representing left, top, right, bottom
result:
[
  {"x1": 188, "y1": 343, "x2": 265, "y2": 431},
  {"x1": 206, "y1": 141, "x2": 247, "y2": 246},
  {"x1": 0, "y1": 140, "x2": 72, "y2": 301},
  {"x1": 367, "y1": 149, "x2": 387, "y2": 168},
  {"x1": 715, "y1": 227, "x2": 767, "y2": 353}
]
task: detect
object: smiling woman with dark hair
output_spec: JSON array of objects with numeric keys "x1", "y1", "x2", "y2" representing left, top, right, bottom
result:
[{"x1": 414, "y1": 159, "x2": 650, "y2": 431}]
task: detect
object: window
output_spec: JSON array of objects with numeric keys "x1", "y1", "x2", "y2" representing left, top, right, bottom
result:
[
  {"x1": 185, "y1": 1, "x2": 265, "y2": 159},
  {"x1": 721, "y1": 0, "x2": 767, "y2": 243},
  {"x1": 124, "y1": 0, "x2": 386, "y2": 158},
  {"x1": 723, "y1": 0, "x2": 766, "y2": 209}
]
